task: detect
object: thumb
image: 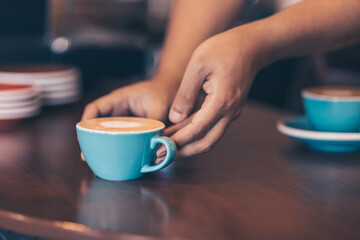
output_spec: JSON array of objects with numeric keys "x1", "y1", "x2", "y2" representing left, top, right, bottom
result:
[{"x1": 169, "y1": 63, "x2": 207, "y2": 123}]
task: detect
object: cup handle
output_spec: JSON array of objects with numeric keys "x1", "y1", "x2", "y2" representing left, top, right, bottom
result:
[{"x1": 141, "y1": 136, "x2": 176, "y2": 173}]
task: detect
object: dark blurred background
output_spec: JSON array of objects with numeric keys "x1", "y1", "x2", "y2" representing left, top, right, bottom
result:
[{"x1": 0, "y1": 0, "x2": 359, "y2": 112}]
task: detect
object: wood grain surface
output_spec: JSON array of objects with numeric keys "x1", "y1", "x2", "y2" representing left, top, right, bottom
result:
[{"x1": 0, "y1": 93, "x2": 359, "y2": 240}]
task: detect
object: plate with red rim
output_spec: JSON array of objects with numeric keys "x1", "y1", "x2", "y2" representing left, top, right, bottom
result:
[
  {"x1": 0, "y1": 64, "x2": 81, "y2": 90},
  {"x1": 0, "y1": 83, "x2": 36, "y2": 96},
  {"x1": 41, "y1": 87, "x2": 81, "y2": 106},
  {"x1": 0, "y1": 84, "x2": 39, "y2": 102},
  {"x1": 0, "y1": 73, "x2": 80, "y2": 86},
  {"x1": 0, "y1": 64, "x2": 79, "y2": 78},
  {"x1": 0, "y1": 64, "x2": 82, "y2": 106},
  {"x1": 42, "y1": 88, "x2": 81, "y2": 98},
  {"x1": 0, "y1": 97, "x2": 41, "y2": 109},
  {"x1": 41, "y1": 81, "x2": 81, "y2": 92},
  {"x1": 0, "y1": 103, "x2": 41, "y2": 115},
  {"x1": 0, "y1": 104, "x2": 41, "y2": 120}
]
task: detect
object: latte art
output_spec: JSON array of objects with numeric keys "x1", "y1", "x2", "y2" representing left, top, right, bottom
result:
[
  {"x1": 100, "y1": 121, "x2": 143, "y2": 128},
  {"x1": 77, "y1": 117, "x2": 165, "y2": 132},
  {"x1": 303, "y1": 86, "x2": 360, "y2": 98}
]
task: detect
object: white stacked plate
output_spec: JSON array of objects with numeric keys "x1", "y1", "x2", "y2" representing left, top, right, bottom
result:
[
  {"x1": 0, "y1": 64, "x2": 82, "y2": 106},
  {"x1": 0, "y1": 84, "x2": 41, "y2": 126}
]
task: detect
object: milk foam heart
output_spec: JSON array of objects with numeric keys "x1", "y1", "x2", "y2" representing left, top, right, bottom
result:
[
  {"x1": 78, "y1": 117, "x2": 165, "y2": 133},
  {"x1": 100, "y1": 121, "x2": 143, "y2": 128}
]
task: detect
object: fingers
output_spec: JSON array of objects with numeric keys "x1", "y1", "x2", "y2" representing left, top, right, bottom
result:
[
  {"x1": 164, "y1": 113, "x2": 195, "y2": 136},
  {"x1": 154, "y1": 155, "x2": 166, "y2": 165},
  {"x1": 170, "y1": 92, "x2": 225, "y2": 148},
  {"x1": 154, "y1": 114, "x2": 194, "y2": 163},
  {"x1": 155, "y1": 113, "x2": 194, "y2": 159},
  {"x1": 161, "y1": 75, "x2": 242, "y2": 158},
  {"x1": 177, "y1": 117, "x2": 230, "y2": 157},
  {"x1": 155, "y1": 115, "x2": 231, "y2": 163},
  {"x1": 169, "y1": 61, "x2": 208, "y2": 123},
  {"x1": 82, "y1": 95, "x2": 113, "y2": 120},
  {"x1": 81, "y1": 93, "x2": 129, "y2": 121},
  {"x1": 81, "y1": 103, "x2": 102, "y2": 121}
]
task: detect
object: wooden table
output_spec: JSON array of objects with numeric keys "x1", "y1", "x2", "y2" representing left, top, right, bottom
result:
[{"x1": 0, "y1": 96, "x2": 359, "y2": 240}]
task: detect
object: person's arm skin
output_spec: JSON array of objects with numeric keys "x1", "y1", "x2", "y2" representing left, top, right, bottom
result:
[
  {"x1": 81, "y1": 0, "x2": 245, "y2": 160},
  {"x1": 82, "y1": 0, "x2": 245, "y2": 121},
  {"x1": 156, "y1": 0, "x2": 246, "y2": 86},
  {"x1": 165, "y1": 0, "x2": 360, "y2": 158}
]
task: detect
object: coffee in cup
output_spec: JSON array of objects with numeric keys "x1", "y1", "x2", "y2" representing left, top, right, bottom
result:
[
  {"x1": 78, "y1": 117, "x2": 165, "y2": 132},
  {"x1": 302, "y1": 86, "x2": 360, "y2": 132},
  {"x1": 76, "y1": 117, "x2": 176, "y2": 181}
]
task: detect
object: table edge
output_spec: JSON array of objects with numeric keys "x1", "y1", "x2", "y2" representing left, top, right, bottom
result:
[{"x1": 0, "y1": 208, "x2": 157, "y2": 240}]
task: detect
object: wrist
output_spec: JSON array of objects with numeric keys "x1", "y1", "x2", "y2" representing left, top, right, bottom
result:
[
  {"x1": 151, "y1": 70, "x2": 182, "y2": 88},
  {"x1": 233, "y1": 21, "x2": 280, "y2": 72},
  {"x1": 149, "y1": 73, "x2": 182, "y2": 97}
]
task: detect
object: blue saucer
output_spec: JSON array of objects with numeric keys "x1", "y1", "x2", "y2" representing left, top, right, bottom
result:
[{"x1": 277, "y1": 116, "x2": 360, "y2": 152}]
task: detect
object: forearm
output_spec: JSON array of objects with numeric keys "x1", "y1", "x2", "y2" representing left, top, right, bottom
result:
[
  {"x1": 243, "y1": 0, "x2": 360, "y2": 68},
  {"x1": 155, "y1": 0, "x2": 245, "y2": 84}
]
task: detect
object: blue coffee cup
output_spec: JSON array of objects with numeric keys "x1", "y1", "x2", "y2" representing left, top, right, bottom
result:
[
  {"x1": 302, "y1": 86, "x2": 360, "y2": 132},
  {"x1": 76, "y1": 117, "x2": 176, "y2": 181}
]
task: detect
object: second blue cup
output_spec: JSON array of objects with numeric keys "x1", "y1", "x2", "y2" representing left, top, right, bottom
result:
[{"x1": 302, "y1": 86, "x2": 360, "y2": 132}]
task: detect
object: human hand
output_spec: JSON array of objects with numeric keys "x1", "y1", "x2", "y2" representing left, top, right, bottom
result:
[
  {"x1": 82, "y1": 76, "x2": 179, "y2": 121},
  {"x1": 81, "y1": 75, "x2": 179, "y2": 161},
  {"x1": 159, "y1": 27, "x2": 265, "y2": 159}
]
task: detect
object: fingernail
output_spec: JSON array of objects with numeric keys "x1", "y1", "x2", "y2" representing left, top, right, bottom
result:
[{"x1": 170, "y1": 111, "x2": 184, "y2": 123}]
